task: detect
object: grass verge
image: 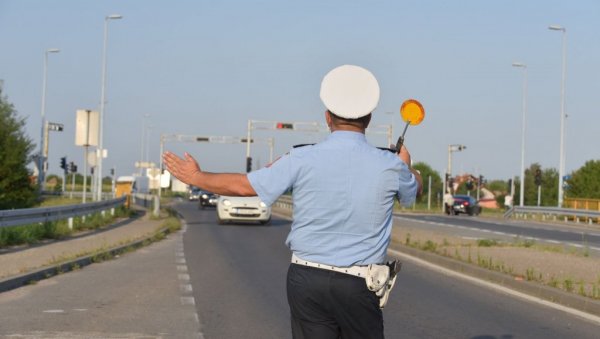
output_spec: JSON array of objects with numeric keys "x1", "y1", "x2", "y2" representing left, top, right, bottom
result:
[{"x1": 393, "y1": 228, "x2": 600, "y2": 300}]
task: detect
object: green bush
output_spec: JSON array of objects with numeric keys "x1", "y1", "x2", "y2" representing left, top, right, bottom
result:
[{"x1": 477, "y1": 239, "x2": 499, "y2": 247}]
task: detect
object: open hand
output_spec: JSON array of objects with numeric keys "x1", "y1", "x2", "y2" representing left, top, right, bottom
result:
[{"x1": 162, "y1": 151, "x2": 201, "y2": 185}]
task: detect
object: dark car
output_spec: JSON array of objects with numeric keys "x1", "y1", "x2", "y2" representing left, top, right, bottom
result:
[
  {"x1": 188, "y1": 187, "x2": 201, "y2": 201},
  {"x1": 452, "y1": 195, "x2": 481, "y2": 216},
  {"x1": 199, "y1": 191, "x2": 219, "y2": 209}
]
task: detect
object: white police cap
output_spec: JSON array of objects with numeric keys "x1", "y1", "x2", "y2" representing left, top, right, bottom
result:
[{"x1": 320, "y1": 65, "x2": 380, "y2": 119}]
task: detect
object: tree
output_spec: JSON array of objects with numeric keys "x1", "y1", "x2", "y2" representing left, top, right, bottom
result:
[
  {"x1": 412, "y1": 162, "x2": 442, "y2": 205},
  {"x1": 0, "y1": 85, "x2": 37, "y2": 209},
  {"x1": 513, "y1": 163, "x2": 558, "y2": 206},
  {"x1": 568, "y1": 160, "x2": 600, "y2": 199}
]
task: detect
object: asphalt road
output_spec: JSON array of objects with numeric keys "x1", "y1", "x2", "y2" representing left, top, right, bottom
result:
[
  {"x1": 396, "y1": 214, "x2": 600, "y2": 253},
  {"x1": 178, "y1": 202, "x2": 600, "y2": 338},
  {"x1": 0, "y1": 202, "x2": 598, "y2": 338},
  {"x1": 0, "y1": 220, "x2": 200, "y2": 338}
]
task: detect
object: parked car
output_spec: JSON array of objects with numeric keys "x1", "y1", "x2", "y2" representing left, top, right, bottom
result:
[
  {"x1": 188, "y1": 187, "x2": 201, "y2": 201},
  {"x1": 199, "y1": 191, "x2": 219, "y2": 208},
  {"x1": 452, "y1": 195, "x2": 481, "y2": 216},
  {"x1": 216, "y1": 196, "x2": 271, "y2": 225}
]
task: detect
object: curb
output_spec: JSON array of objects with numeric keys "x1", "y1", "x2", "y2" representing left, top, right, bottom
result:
[
  {"x1": 389, "y1": 242, "x2": 600, "y2": 317},
  {"x1": 0, "y1": 226, "x2": 174, "y2": 294}
]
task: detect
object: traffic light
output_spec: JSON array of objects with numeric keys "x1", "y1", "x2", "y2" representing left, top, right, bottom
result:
[
  {"x1": 69, "y1": 162, "x2": 77, "y2": 173},
  {"x1": 60, "y1": 156, "x2": 67, "y2": 170},
  {"x1": 110, "y1": 168, "x2": 115, "y2": 176},
  {"x1": 507, "y1": 178, "x2": 513, "y2": 192},
  {"x1": 479, "y1": 175, "x2": 484, "y2": 185},
  {"x1": 276, "y1": 122, "x2": 294, "y2": 129},
  {"x1": 466, "y1": 180, "x2": 473, "y2": 191},
  {"x1": 246, "y1": 157, "x2": 252, "y2": 173},
  {"x1": 534, "y1": 169, "x2": 542, "y2": 186}
]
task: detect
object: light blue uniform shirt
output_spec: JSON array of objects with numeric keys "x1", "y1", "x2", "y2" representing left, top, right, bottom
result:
[{"x1": 248, "y1": 131, "x2": 418, "y2": 266}]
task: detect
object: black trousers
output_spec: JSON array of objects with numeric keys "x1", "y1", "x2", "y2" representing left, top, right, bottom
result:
[{"x1": 287, "y1": 263, "x2": 384, "y2": 339}]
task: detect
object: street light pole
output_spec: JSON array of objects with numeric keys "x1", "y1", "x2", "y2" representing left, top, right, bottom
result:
[
  {"x1": 512, "y1": 62, "x2": 527, "y2": 207},
  {"x1": 549, "y1": 25, "x2": 567, "y2": 207},
  {"x1": 38, "y1": 48, "x2": 60, "y2": 192},
  {"x1": 97, "y1": 14, "x2": 123, "y2": 201}
]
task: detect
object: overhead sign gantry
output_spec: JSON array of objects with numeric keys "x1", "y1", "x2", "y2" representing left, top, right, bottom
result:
[{"x1": 245, "y1": 119, "x2": 392, "y2": 172}]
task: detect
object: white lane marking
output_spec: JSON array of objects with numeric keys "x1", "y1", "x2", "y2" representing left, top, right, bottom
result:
[
  {"x1": 180, "y1": 284, "x2": 193, "y2": 293},
  {"x1": 177, "y1": 219, "x2": 203, "y2": 339},
  {"x1": 42, "y1": 309, "x2": 64, "y2": 313},
  {"x1": 181, "y1": 297, "x2": 196, "y2": 305},
  {"x1": 72, "y1": 308, "x2": 87, "y2": 312},
  {"x1": 388, "y1": 249, "x2": 600, "y2": 325}
]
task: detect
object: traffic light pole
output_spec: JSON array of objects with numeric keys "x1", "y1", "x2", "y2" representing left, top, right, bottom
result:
[
  {"x1": 246, "y1": 119, "x2": 392, "y2": 172},
  {"x1": 82, "y1": 146, "x2": 88, "y2": 204},
  {"x1": 246, "y1": 120, "x2": 252, "y2": 172}
]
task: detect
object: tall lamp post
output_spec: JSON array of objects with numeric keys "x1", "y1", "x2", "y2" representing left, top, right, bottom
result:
[
  {"x1": 512, "y1": 62, "x2": 527, "y2": 207},
  {"x1": 38, "y1": 48, "x2": 60, "y2": 192},
  {"x1": 97, "y1": 14, "x2": 123, "y2": 201},
  {"x1": 549, "y1": 24, "x2": 567, "y2": 207}
]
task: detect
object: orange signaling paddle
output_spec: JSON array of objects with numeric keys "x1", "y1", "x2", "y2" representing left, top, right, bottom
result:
[{"x1": 394, "y1": 99, "x2": 425, "y2": 154}]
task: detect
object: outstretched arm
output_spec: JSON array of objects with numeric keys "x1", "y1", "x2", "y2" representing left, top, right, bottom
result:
[{"x1": 162, "y1": 151, "x2": 257, "y2": 196}]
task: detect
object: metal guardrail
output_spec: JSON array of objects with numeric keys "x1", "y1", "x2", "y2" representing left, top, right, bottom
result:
[
  {"x1": 0, "y1": 197, "x2": 127, "y2": 228},
  {"x1": 504, "y1": 205, "x2": 600, "y2": 224}
]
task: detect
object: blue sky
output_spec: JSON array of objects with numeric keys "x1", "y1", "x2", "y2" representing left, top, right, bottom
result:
[{"x1": 1, "y1": 0, "x2": 599, "y2": 181}]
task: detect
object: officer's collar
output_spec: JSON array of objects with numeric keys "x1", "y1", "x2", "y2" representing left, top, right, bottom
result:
[{"x1": 328, "y1": 130, "x2": 367, "y2": 142}]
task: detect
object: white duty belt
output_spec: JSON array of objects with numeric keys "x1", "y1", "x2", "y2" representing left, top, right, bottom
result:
[
  {"x1": 291, "y1": 253, "x2": 401, "y2": 309},
  {"x1": 291, "y1": 253, "x2": 369, "y2": 278}
]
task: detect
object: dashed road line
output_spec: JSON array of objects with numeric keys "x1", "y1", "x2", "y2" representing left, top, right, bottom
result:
[
  {"x1": 395, "y1": 215, "x2": 599, "y2": 252},
  {"x1": 176, "y1": 221, "x2": 204, "y2": 339}
]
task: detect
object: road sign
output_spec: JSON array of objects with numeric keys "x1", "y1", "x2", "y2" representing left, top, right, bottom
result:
[
  {"x1": 75, "y1": 109, "x2": 99, "y2": 146},
  {"x1": 135, "y1": 161, "x2": 156, "y2": 168},
  {"x1": 48, "y1": 122, "x2": 64, "y2": 132}
]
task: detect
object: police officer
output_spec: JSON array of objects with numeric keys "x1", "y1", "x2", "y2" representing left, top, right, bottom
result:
[{"x1": 163, "y1": 64, "x2": 422, "y2": 338}]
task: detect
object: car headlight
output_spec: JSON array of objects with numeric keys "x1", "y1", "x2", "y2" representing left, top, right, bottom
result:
[
  {"x1": 259, "y1": 201, "x2": 267, "y2": 208},
  {"x1": 202, "y1": 194, "x2": 208, "y2": 199},
  {"x1": 222, "y1": 199, "x2": 231, "y2": 206}
]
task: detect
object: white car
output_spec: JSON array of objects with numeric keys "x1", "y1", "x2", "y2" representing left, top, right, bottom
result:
[{"x1": 216, "y1": 196, "x2": 272, "y2": 225}]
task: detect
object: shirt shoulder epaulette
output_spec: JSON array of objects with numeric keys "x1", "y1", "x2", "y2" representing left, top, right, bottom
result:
[{"x1": 293, "y1": 143, "x2": 316, "y2": 149}]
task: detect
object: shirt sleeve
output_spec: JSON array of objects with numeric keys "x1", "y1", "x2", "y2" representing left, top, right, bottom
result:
[
  {"x1": 396, "y1": 165, "x2": 418, "y2": 207},
  {"x1": 247, "y1": 153, "x2": 295, "y2": 206}
]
